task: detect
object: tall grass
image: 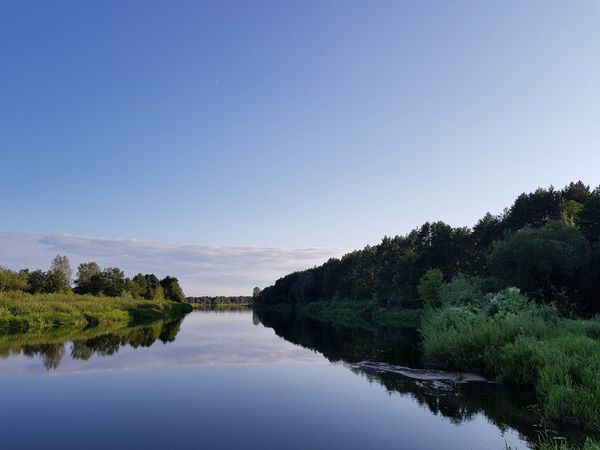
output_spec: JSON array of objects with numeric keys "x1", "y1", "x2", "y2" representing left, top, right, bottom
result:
[
  {"x1": 421, "y1": 289, "x2": 600, "y2": 430},
  {"x1": 506, "y1": 435, "x2": 600, "y2": 449},
  {"x1": 0, "y1": 291, "x2": 192, "y2": 332}
]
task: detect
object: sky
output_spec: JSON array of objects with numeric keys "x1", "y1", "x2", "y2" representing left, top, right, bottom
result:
[{"x1": 1, "y1": 1, "x2": 599, "y2": 294}]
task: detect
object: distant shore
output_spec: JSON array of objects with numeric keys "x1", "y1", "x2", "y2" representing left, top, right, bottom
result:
[{"x1": 188, "y1": 302, "x2": 250, "y2": 310}]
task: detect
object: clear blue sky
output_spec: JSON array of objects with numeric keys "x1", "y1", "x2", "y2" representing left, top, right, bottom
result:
[{"x1": 2, "y1": 0, "x2": 599, "y2": 249}]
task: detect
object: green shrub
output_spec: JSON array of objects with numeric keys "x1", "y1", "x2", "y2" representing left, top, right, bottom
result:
[
  {"x1": 439, "y1": 274, "x2": 483, "y2": 307},
  {"x1": 417, "y1": 269, "x2": 444, "y2": 309}
]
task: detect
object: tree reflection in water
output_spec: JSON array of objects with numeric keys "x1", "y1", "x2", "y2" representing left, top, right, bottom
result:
[
  {"x1": 254, "y1": 308, "x2": 591, "y2": 446},
  {"x1": 0, "y1": 318, "x2": 184, "y2": 371}
]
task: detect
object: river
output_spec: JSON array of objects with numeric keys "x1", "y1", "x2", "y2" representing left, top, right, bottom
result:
[{"x1": 0, "y1": 309, "x2": 551, "y2": 449}]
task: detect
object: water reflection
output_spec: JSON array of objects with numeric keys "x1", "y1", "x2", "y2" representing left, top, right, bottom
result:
[
  {"x1": 0, "y1": 310, "x2": 323, "y2": 377},
  {"x1": 0, "y1": 319, "x2": 183, "y2": 371},
  {"x1": 254, "y1": 308, "x2": 591, "y2": 446},
  {"x1": 0, "y1": 310, "x2": 535, "y2": 449},
  {"x1": 0, "y1": 309, "x2": 591, "y2": 449}
]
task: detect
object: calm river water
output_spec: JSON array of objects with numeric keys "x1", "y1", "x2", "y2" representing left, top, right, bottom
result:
[{"x1": 0, "y1": 310, "x2": 540, "y2": 449}]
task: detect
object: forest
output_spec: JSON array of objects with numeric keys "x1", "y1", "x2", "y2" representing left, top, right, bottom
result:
[
  {"x1": 255, "y1": 181, "x2": 600, "y2": 433},
  {"x1": 256, "y1": 181, "x2": 600, "y2": 315}
]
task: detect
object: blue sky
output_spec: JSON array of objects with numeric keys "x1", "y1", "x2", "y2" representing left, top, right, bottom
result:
[{"x1": 1, "y1": 1, "x2": 599, "y2": 293}]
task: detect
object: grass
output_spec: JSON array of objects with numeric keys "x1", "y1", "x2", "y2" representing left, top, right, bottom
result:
[
  {"x1": 0, "y1": 291, "x2": 192, "y2": 332},
  {"x1": 505, "y1": 435, "x2": 600, "y2": 449},
  {"x1": 421, "y1": 305, "x2": 600, "y2": 431}
]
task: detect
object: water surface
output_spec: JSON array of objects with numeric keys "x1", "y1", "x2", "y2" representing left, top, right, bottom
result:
[{"x1": 0, "y1": 310, "x2": 534, "y2": 449}]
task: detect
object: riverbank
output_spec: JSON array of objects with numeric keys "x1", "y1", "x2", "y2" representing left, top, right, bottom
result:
[
  {"x1": 420, "y1": 291, "x2": 600, "y2": 433},
  {"x1": 0, "y1": 292, "x2": 192, "y2": 332},
  {"x1": 257, "y1": 294, "x2": 600, "y2": 439}
]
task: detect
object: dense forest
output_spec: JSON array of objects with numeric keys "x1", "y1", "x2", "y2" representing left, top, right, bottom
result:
[
  {"x1": 0, "y1": 255, "x2": 186, "y2": 303},
  {"x1": 255, "y1": 181, "x2": 600, "y2": 432},
  {"x1": 256, "y1": 181, "x2": 600, "y2": 316}
]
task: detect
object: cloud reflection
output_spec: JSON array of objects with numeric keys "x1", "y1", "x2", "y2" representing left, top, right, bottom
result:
[{"x1": 0, "y1": 312, "x2": 327, "y2": 377}]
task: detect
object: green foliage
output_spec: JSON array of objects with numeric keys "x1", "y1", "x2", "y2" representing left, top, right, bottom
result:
[
  {"x1": 96, "y1": 267, "x2": 127, "y2": 297},
  {"x1": 502, "y1": 187, "x2": 561, "y2": 230},
  {"x1": 421, "y1": 290, "x2": 600, "y2": 430},
  {"x1": 507, "y1": 436, "x2": 600, "y2": 449},
  {"x1": 487, "y1": 221, "x2": 590, "y2": 311},
  {"x1": 50, "y1": 254, "x2": 72, "y2": 289},
  {"x1": 560, "y1": 199, "x2": 583, "y2": 226},
  {"x1": 129, "y1": 274, "x2": 165, "y2": 300},
  {"x1": 75, "y1": 264, "x2": 126, "y2": 297},
  {"x1": 577, "y1": 195, "x2": 600, "y2": 243},
  {"x1": 256, "y1": 181, "x2": 600, "y2": 316},
  {"x1": 499, "y1": 336, "x2": 546, "y2": 385},
  {"x1": 0, "y1": 291, "x2": 192, "y2": 332},
  {"x1": 26, "y1": 269, "x2": 70, "y2": 293},
  {"x1": 439, "y1": 274, "x2": 483, "y2": 307},
  {"x1": 75, "y1": 262, "x2": 100, "y2": 291},
  {"x1": 1, "y1": 257, "x2": 186, "y2": 306},
  {"x1": 538, "y1": 334, "x2": 600, "y2": 429},
  {"x1": 417, "y1": 269, "x2": 444, "y2": 308},
  {"x1": 252, "y1": 180, "x2": 600, "y2": 436},
  {"x1": 186, "y1": 295, "x2": 251, "y2": 307},
  {"x1": 160, "y1": 276, "x2": 185, "y2": 302},
  {"x1": 0, "y1": 267, "x2": 28, "y2": 292},
  {"x1": 562, "y1": 181, "x2": 592, "y2": 204}
]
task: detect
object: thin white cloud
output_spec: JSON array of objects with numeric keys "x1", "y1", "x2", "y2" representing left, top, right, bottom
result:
[{"x1": 0, "y1": 233, "x2": 346, "y2": 296}]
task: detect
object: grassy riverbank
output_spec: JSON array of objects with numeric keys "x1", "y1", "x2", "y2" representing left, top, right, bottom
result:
[
  {"x1": 509, "y1": 436, "x2": 600, "y2": 450},
  {"x1": 260, "y1": 290, "x2": 600, "y2": 436},
  {"x1": 421, "y1": 291, "x2": 600, "y2": 432},
  {"x1": 0, "y1": 292, "x2": 192, "y2": 332}
]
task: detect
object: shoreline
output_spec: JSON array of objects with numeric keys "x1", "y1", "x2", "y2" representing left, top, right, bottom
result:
[{"x1": 0, "y1": 292, "x2": 192, "y2": 333}]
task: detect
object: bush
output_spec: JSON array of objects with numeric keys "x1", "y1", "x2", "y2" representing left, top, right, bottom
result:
[
  {"x1": 439, "y1": 274, "x2": 483, "y2": 307},
  {"x1": 0, "y1": 267, "x2": 28, "y2": 292},
  {"x1": 417, "y1": 269, "x2": 444, "y2": 308}
]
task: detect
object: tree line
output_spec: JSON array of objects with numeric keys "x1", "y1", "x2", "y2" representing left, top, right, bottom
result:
[
  {"x1": 186, "y1": 287, "x2": 260, "y2": 306},
  {"x1": 186, "y1": 295, "x2": 252, "y2": 306},
  {"x1": 255, "y1": 181, "x2": 600, "y2": 315},
  {"x1": 0, "y1": 256, "x2": 185, "y2": 302}
]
